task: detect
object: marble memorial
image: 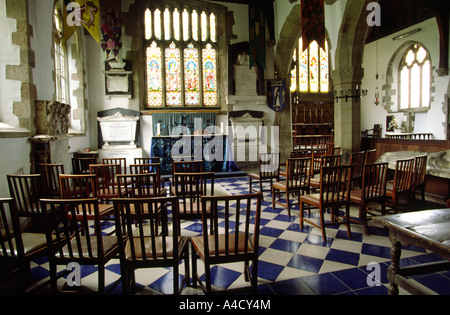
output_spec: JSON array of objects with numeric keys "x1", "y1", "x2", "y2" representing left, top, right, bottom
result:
[{"x1": 97, "y1": 112, "x2": 139, "y2": 149}]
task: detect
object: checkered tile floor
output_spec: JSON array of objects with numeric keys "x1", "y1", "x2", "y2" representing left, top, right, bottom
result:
[{"x1": 21, "y1": 177, "x2": 450, "y2": 295}]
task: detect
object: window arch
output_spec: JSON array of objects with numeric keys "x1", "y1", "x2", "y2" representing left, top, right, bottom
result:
[
  {"x1": 144, "y1": 4, "x2": 219, "y2": 108},
  {"x1": 290, "y1": 37, "x2": 329, "y2": 94},
  {"x1": 398, "y1": 44, "x2": 431, "y2": 111}
]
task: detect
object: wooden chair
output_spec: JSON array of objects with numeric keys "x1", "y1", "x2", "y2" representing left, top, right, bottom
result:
[
  {"x1": 447, "y1": 199, "x2": 450, "y2": 208},
  {"x1": 72, "y1": 157, "x2": 96, "y2": 174},
  {"x1": 412, "y1": 155, "x2": 428, "y2": 201},
  {"x1": 0, "y1": 198, "x2": 48, "y2": 293},
  {"x1": 349, "y1": 151, "x2": 366, "y2": 188},
  {"x1": 112, "y1": 196, "x2": 189, "y2": 295},
  {"x1": 117, "y1": 173, "x2": 165, "y2": 198},
  {"x1": 364, "y1": 149, "x2": 377, "y2": 164},
  {"x1": 38, "y1": 163, "x2": 65, "y2": 198},
  {"x1": 248, "y1": 153, "x2": 280, "y2": 199},
  {"x1": 349, "y1": 162, "x2": 388, "y2": 235},
  {"x1": 272, "y1": 157, "x2": 311, "y2": 216},
  {"x1": 40, "y1": 198, "x2": 119, "y2": 294},
  {"x1": 172, "y1": 172, "x2": 215, "y2": 234},
  {"x1": 130, "y1": 163, "x2": 161, "y2": 175},
  {"x1": 102, "y1": 158, "x2": 127, "y2": 174},
  {"x1": 309, "y1": 154, "x2": 342, "y2": 190},
  {"x1": 89, "y1": 164, "x2": 122, "y2": 203},
  {"x1": 386, "y1": 158, "x2": 414, "y2": 213},
  {"x1": 311, "y1": 148, "x2": 328, "y2": 176},
  {"x1": 134, "y1": 157, "x2": 161, "y2": 164},
  {"x1": 299, "y1": 165, "x2": 353, "y2": 241},
  {"x1": 7, "y1": 174, "x2": 45, "y2": 231},
  {"x1": 191, "y1": 193, "x2": 262, "y2": 294},
  {"x1": 280, "y1": 150, "x2": 311, "y2": 177},
  {"x1": 59, "y1": 174, "x2": 114, "y2": 219},
  {"x1": 170, "y1": 160, "x2": 204, "y2": 194}
]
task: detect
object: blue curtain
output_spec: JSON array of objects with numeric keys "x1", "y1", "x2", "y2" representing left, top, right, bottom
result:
[{"x1": 152, "y1": 113, "x2": 217, "y2": 136}]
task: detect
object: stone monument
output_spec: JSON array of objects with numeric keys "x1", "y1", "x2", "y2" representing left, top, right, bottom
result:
[{"x1": 97, "y1": 108, "x2": 143, "y2": 172}]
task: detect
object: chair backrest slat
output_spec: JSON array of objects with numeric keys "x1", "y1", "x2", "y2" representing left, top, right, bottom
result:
[
  {"x1": 200, "y1": 194, "x2": 262, "y2": 261},
  {"x1": 7, "y1": 174, "x2": 43, "y2": 217},
  {"x1": 320, "y1": 165, "x2": 352, "y2": 205},
  {"x1": 113, "y1": 197, "x2": 179, "y2": 262},
  {"x1": 0, "y1": 198, "x2": 24, "y2": 259}
]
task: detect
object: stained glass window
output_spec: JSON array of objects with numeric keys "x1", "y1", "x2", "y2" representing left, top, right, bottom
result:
[
  {"x1": 398, "y1": 44, "x2": 431, "y2": 111},
  {"x1": 144, "y1": 5, "x2": 219, "y2": 108},
  {"x1": 165, "y1": 42, "x2": 181, "y2": 106},
  {"x1": 184, "y1": 43, "x2": 200, "y2": 106},
  {"x1": 147, "y1": 41, "x2": 163, "y2": 107},
  {"x1": 291, "y1": 37, "x2": 329, "y2": 93},
  {"x1": 202, "y1": 44, "x2": 217, "y2": 106}
]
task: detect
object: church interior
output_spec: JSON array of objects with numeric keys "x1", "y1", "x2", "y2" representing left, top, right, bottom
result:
[{"x1": 0, "y1": 0, "x2": 449, "y2": 296}]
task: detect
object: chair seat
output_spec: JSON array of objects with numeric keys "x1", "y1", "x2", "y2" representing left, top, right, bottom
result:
[
  {"x1": 125, "y1": 236, "x2": 187, "y2": 260},
  {"x1": 273, "y1": 181, "x2": 286, "y2": 190},
  {"x1": 58, "y1": 235, "x2": 118, "y2": 258},
  {"x1": 191, "y1": 233, "x2": 255, "y2": 261},
  {"x1": 349, "y1": 189, "x2": 363, "y2": 203},
  {"x1": 300, "y1": 193, "x2": 348, "y2": 206},
  {"x1": 0, "y1": 232, "x2": 47, "y2": 257}
]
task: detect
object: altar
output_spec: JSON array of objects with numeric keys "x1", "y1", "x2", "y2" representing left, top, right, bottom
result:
[{"x1": 150, "y1": 135, "x2": 239, "y2": 175}]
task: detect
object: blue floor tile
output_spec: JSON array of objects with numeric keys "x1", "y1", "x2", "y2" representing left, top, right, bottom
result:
[
  {"x1": 287, "y1": 254, "x2": 323, "y2": 273},
  {"x1": 326, "y1": 248, "x2": 360, "y2": 266},
  {"x1": 301, "y1": 273, "x2": 350, "y2": 295}
]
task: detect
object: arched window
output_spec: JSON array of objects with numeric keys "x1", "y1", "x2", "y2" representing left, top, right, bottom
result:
[
  {"x1": 290, "y1": 37, "x2": 329, "y2": 94},
  {"x1": 53, "y1": 2, "x2": 68, "y2": 103},
  {"x1": 399, "y1": 44, "x2": 431, "y2": 111},
  {"x1": 145, "y1": 5, "x2": 218, "y2": 108}
]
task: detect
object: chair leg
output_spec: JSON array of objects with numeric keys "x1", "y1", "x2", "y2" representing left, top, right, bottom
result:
[
  {"x1": 299, "y1": 200, "x2": 304, "y2": 229},
  {"x1": 286, "y1": 191, "x2": 291, "y2": 217},
  {"x1": 361, "y1": 204, "x2": 369, "y2": 235},
  {"x1": 251, "y1": 259, "x2": 258, "y2": 288},
  {"x1": 204, "y1": 262, "x2": 212, "y2": 294},
  {"x1": 345, "y1": 205, "x2": 352, "y2": 239},
  {"x1": 98, "y1": 265, "x2": 105, "y2": 294},
  {"x1": 244, "y1": 261, "x2": 249, "y2": 282},
  {"x1": 184, "y1": 246, "x2": 190, "y2": 288},
  {"x1": 173, "y1": 265, "x2": 179, "y2": 295},
  {"x1": 319, "y1": 206, "x2": 327, "y2": 241},
  {"x1": 272, "y1": 186, "x2": 276, "y2": 210},
  {"x1": 191, "y1": 243, "x2": 198, "y2": 288},
  {"x1": 49, "y1": 261, "x2": 58, "y2": 294}
]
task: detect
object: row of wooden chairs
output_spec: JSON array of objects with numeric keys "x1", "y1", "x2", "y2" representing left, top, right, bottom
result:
[
  {"x1": 248, "y1": 150, "x2": 427, "y2": 241},
  {"x1": 1, "y1": 162, "x2": 263, "y2": 295}
]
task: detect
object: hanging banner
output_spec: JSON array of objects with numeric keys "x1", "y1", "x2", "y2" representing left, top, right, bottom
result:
[
  {"x1": 100, "y1": 0, "x2": 122, "y2": 60},
  {"x1": 64, "y1": 0, "x2": 101, "y2": 44},
  {"x1": 301, "y1": 0, "x2": 326, "y2": 52},
  {"x1": 267, "y1": 79, "x2": 287, "y2": 112},
  {"x1": 249, "y1": 4, "x2": 266, "y2": 69}
]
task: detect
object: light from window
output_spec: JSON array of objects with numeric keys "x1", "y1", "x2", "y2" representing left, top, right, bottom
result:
[
  {"x1": 53, "y1": 5, "x2": 68, "y2": 104},
  {"x1": 145, "y1": 6, "x2": 218, "y2": 108},
  {"x1": 399, "y1": 44, "x2": 431, "y2": 110},
  {"x1": 291, "y1": 37, "x2": 329, "y2": 93}
]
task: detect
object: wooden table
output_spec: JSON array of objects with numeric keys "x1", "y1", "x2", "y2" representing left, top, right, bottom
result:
[{"x1": 373, "y1": 209, "x2": 450, "y2": 295}]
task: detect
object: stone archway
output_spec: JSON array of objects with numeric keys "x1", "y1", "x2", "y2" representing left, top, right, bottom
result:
[{"x1": 331, "y1": 0, "x2": 373, "y2": 154}]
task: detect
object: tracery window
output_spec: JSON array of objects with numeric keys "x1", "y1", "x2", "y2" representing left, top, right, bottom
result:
[
  {"x1": 290, "y1": 37, "x2": 329, "y2": 93},
  {"x1": 399, "y1": 44, "x2": 431, "y2": 111},
  {"x1": 145, "y1": 5, "x2": 218, "y2": 108}
]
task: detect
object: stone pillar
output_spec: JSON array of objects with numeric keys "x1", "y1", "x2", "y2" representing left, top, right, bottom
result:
[{"x1": 330, "y1": 67, "x2": 364, "y2": 155}]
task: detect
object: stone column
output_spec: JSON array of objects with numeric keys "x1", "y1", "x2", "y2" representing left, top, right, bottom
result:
[{"x1": 330, "y1": 67, "x2": 364, "y2": 155}]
